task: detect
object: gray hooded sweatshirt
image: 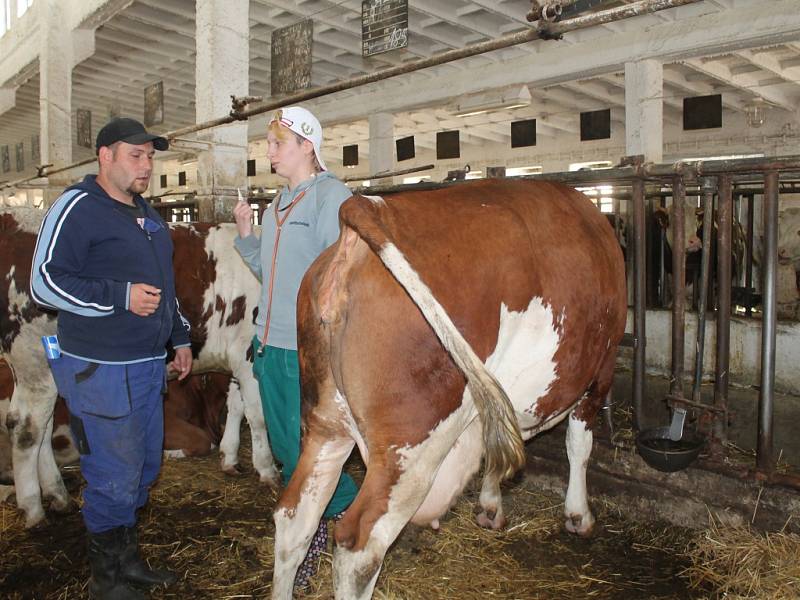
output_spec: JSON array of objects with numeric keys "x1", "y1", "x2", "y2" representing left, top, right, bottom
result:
[{"x1": 234, "y1": 171, "x2": 351, "y2": 350}]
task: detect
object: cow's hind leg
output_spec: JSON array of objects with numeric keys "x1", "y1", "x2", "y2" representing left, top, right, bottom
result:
[
  {"x1": 7, "y1": 386, "x2": 69, "y2": 527},
  {"x1": 564, "y1": 354, "x2": 615, "y2": 537},
  {"x1": 37, "y1": 410, "x2": 71, "y2": 512},
  {"x1": 332, "y1": 448, "x2": 459, "y2": 600},
  {"x1": 218, "y1": 376, "x2": 245, "y2": 475},
  {"x1": 272, "y1": 430, "x2": 354, "y2": 599}
]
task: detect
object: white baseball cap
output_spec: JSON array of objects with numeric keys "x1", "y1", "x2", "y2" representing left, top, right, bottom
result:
[{"x1": 269, "y1": 106, "x2": 327, "y2": 171}]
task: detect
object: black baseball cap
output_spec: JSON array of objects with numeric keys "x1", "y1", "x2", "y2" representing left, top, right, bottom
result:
[{"x1": 95, "y1": 117, "x2": 169, "y2": 154}]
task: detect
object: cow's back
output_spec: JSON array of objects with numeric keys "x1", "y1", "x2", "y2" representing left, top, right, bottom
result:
[{"x1": 344, "y1": 179, "x2": 627, "y2": 357}]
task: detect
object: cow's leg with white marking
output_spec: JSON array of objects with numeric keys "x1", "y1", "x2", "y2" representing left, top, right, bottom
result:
[
  {"x1": 7, "y1": 385, "x2": 70, "y2": 527},
  {"x1": 218, "y1": 376, "x2": 245, "y2": 475},
  {"x1": 331, "y1": 418, "x2": 470, "y2": 600},
  {"x1": 232, "y1": 371, "x2": 279, "y2": 485},
  {"x1": 272, "y1": 427, "x2": 355, "y2": 599},
  {"x1": 563, "y1": 354, "x2": 615, "y2": 537},
  {"x1": 37, "y1": 408, "x2": 71, "y2": 512}
]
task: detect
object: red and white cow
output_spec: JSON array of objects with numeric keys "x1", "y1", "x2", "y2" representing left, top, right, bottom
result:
[
  {"x1": 270, "y1": 179, "x2": 627, "y2": 599},
  {"x1": 0, "y1": 209, "x2": 278, "y2": 527},
  {"x1": 163, "y1": 372, "x2": 234, "y2": 459}
]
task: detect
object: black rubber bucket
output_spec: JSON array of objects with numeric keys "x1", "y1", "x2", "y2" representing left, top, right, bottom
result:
[{"x1": 636, "y1": 426, "x2": 705, "y2": 473}]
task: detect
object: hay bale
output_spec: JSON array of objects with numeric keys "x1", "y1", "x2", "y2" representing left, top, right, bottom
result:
[{"x1": 684, "y1": 517, "x2": 800, "y2": 599}]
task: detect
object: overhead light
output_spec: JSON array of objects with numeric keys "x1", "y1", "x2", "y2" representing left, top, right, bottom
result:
[
  {"x1": 745, "y1": 98, "x2": 767, "y2": 128},
  {"x1": 452, "y1": 86, "x2": 531, "y2": 117}
]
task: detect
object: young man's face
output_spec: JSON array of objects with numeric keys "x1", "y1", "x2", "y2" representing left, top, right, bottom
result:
[
  {"x1": 101, "y1": 142, "x2": 155, "y2": 196},
  {"x1": 267, "y1": 128, "x2": 314, "y2": 181}
]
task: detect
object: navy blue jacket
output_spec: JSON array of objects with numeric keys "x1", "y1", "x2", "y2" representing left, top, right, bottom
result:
[{"x1": 30, "y1": 175, "x2": 191, "y2": 363}]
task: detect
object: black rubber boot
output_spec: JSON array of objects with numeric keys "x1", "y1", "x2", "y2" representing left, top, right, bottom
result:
[
  {"x1": 119, "y1": 526, "x2": 178, "y2": 588},
  {"x1": 87, "y1": 529, "x2": 145, "y2": 600}
]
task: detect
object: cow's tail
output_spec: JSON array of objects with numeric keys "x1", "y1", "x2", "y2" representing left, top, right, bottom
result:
[{"x1": 338, "y1": 195, "x2": 525, "y2": 481}]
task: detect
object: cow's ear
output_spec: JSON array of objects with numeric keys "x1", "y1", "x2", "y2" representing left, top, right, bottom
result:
[{"x1": 654, "y1": 207, "x2": 669, "y2": 229}]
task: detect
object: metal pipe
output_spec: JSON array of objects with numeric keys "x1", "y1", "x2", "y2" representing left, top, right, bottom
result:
[
  {"x1": 758, "y1": 171, "x2": 779, "y2": 473},
  {"x1": 692, "y1": 177, "x2": 715, "y2": 405},
  {"x1": 670, "y1": 176, "x2": 686, "y2": 398},
  {"x1": 0, "y1": 0, "x2": 704, "y2": 191},
  {"x1": 713, "y1": 174, "x2": 732, "y2": 444},
  {"x1": 343, "y1": 163, "x2": 434, "y2": 183},
  {"x1": 632, "y1": 177, "x2": 646, "y2": 431},
  {"x1": 745, "y1": 193, "x2": 755, "y2": 318}
]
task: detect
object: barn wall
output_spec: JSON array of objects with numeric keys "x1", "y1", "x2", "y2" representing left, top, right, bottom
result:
[{"x1": 620, "y1": 308, "x2": 800, "y2": 396}]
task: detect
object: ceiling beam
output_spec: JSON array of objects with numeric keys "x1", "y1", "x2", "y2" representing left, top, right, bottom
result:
[
  {"x1": 683, "y1": 57, "x2": 798, "y2": 112},
  {"x1": 306, "y1": 0, "x2": 800, "y2": 124}
]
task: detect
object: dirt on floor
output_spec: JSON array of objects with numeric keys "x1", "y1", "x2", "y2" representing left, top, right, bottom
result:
[{"x1": 0, "y1": 430, "x2": 707, "y2": 600}]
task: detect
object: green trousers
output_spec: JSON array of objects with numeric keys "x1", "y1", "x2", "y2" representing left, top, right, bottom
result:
[{"x1": 252, "y1": 339, "x2": 358, "y2": 518}]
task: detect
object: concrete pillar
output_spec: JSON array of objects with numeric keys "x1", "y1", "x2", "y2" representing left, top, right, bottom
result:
[
  {"x1": 39, "y1": 0, "x2": 74, "y2": 205},
  {"x1": 624, "y1": 60, "x2": 663, "y2": 163},
  {"x1": 195, "y1": 0, "x2": 249, "y2": 223},
  {"x1": 368, "y1": 112, "x2": 394, "y2": 184}
]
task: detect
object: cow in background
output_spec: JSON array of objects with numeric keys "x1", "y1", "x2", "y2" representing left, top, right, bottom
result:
[
  {"x1": 270, "y1": 179, "x2": 627, "y2": 599},
  {"x1": 1, "y1": 208, "x2": 278, "y2": 527},
  {"x1": 654, "y1": 201, "x2": 746, "y2": 308},
  {"x1": 753, "y1": 206, "x2": 800, "y2": 319}
]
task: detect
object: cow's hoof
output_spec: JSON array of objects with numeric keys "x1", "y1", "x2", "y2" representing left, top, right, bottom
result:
[
  {"x1": 0, "y1": 484, "x2": 15, "y2": 504},
  {"x1": 47, "y1": 494, "x2": 73, "y2": 513},
  {"x1": 24, "y1": 510, "x2": 48, "y2": 529},
  {"x1": 221, "y1": 462, "x2": 245, "y2": 477},
  {"x1": 476, "y1": 510, "x2": 506, "y2": 530},
  {"x1": 564, "y1": 513, "x2": 594, "y2": 537},
  {"x1": 259, "y1": 470, "x2": 280, "y2": 488}
]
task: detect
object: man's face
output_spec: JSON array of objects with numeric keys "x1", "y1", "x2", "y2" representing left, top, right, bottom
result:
[
  {"x1": 102, "y1": 142, "x2": 155, "y2": 196},
  {"x1": 267, "y1": 129, "x2": 313, "y2": 180}
]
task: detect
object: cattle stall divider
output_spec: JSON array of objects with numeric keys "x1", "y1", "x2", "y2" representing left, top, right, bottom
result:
[{"x1": 361, "y1": 154, "x2": 800, "y2": 491}]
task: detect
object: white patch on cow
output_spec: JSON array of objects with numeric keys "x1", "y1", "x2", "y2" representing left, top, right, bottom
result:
[
  {"x1": 333, "y1": 391, "x2": 369, "y2": 462},
  {"x1": 487, "y1": 299, "x2": 560, "y2": 425},
  {"x1": 163, "y1": 449, "x2": 187, "y2": 459},
  {"x1": 407, "y1": 298, "x2": 562, "y2": 524},
  {"x1": 6, "y1": 207, "x2": 45, "y2": 234},
  {"x1": 362, "y1": 195, "x2": 385, "y2": 205}
]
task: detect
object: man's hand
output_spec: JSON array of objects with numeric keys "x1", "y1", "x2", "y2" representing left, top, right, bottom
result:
[
  {"x1": 129, "y1": 283, "x2": 161, "y2": 316},
  {"x1": 168, "y1": 346, "x2": 193, "y2": 381},
  {"x1": 233, "y1": 199, "x2": 254, "y2": 239}
]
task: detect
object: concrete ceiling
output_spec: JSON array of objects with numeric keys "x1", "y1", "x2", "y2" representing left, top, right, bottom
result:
[{"x1": 0, "y1": 0, "x2": 799, "y2": 171}]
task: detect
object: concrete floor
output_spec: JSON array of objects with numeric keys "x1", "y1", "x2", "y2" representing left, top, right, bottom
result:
[{"x1": 611, "y1": 368, "x2": 800, "y2": 469}]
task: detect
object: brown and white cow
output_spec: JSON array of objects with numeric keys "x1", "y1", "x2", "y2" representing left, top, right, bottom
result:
[
  {"x1": 270, "y1": 179, "x2": 627, "y2": 599},
  {"x1": 0, "y1": 209, "x2": 278, "y2": 527},
  {"x1": 163, "y1": 372, "x2": 234, "y2": 459}
]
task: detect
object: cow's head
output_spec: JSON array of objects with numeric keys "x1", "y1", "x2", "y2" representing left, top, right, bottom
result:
[{"x1": 654, "y1": 204, "x2": 703, "y2": 253}]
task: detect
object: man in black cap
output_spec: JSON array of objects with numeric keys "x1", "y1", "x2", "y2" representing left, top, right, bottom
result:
[{"x1": 31, "y1": 118, "x2": 192, "y2": 599}]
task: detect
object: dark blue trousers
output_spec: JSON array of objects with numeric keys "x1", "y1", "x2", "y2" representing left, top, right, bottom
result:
[{"x1": 48, "y1": 355, "x2": 165, "y2": 533}]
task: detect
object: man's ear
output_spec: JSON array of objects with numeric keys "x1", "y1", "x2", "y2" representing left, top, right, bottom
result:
[{"x1": 97, "y1": 146, "x2": 113, "y2": 165}]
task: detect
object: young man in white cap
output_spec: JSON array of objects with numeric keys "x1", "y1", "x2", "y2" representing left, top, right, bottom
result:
[{"x1": 232, "y1": 106, "x2": 358, "y2": 589}]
